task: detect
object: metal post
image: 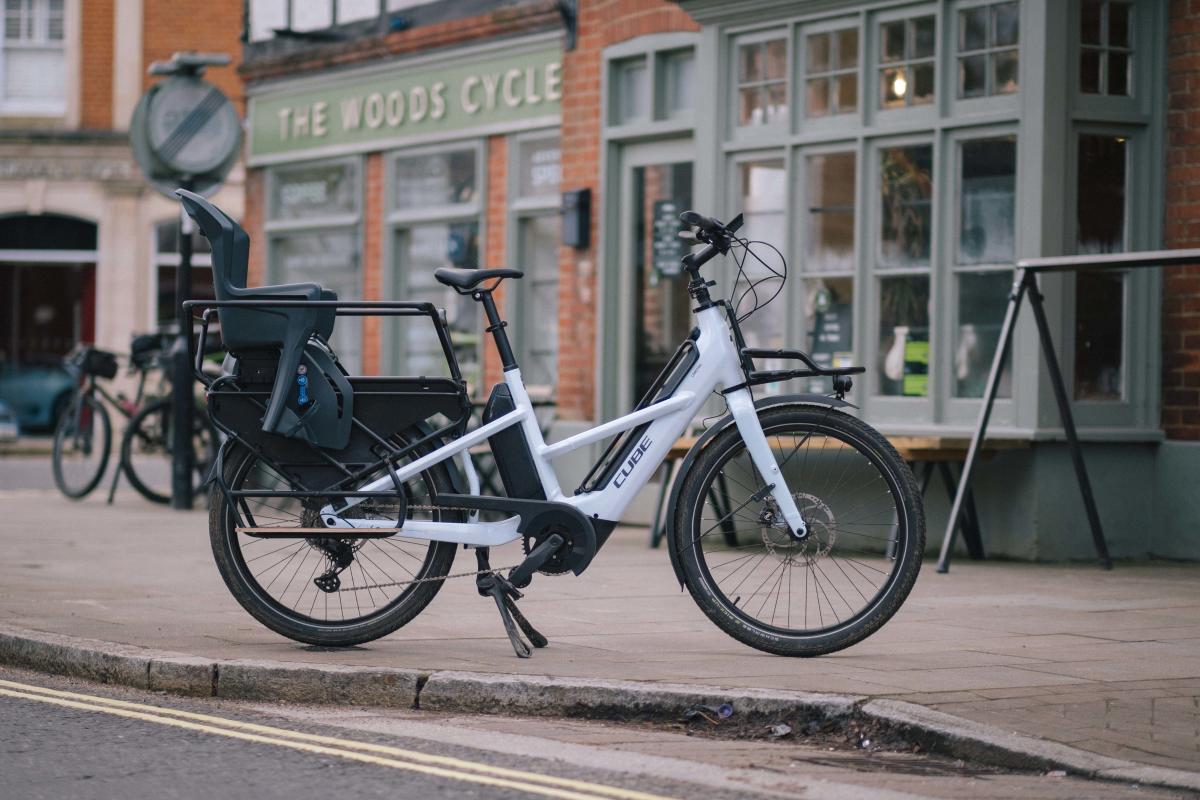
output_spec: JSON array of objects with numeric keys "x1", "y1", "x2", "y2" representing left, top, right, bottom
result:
[
  {"x1": 937, "y1": 269, "x2": 1028, "y2": 573},
  {"x1": 171, "y1": 181, "x2": 195, "y2": 510},
  {"x1": 1024, "y1": 277, "x2": 1113, "y2": 569}
]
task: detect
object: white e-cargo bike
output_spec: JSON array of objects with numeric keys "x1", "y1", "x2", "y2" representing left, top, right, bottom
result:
[{"x1": 180, "y1": 189, "x2": 923, "y2": 659}]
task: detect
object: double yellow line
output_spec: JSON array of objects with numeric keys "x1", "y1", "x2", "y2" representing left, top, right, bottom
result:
[{"x1": 0, "y1": 678, "x2": 677, "y2": 800}]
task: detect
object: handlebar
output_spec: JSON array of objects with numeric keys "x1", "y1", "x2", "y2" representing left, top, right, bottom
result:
[{"x1": 679, "y1": 210, "x2": 744, "y2": 277}]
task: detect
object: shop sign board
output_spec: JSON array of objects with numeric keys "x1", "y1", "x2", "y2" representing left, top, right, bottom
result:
[{"x1": 249, "y1": 46, "x2": 562, "y2": 164}]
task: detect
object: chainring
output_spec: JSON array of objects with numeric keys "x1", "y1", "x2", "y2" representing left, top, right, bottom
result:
[{"x1": 521, "y1": 525, "x2": 574, "y2": 575}]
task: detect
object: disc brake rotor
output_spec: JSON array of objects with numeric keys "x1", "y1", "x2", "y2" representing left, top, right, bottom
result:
[{"x1": 758, "y1": 492, "x2": 836, "y2": 564}]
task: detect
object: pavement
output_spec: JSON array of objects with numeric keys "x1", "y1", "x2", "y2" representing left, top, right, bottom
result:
[{"x1": 1, "y1": 475, "x2": 1198, "y2": 792}]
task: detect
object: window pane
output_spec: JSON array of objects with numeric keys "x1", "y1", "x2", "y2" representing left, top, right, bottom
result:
[
  {"x1": 737, "y1": 160, "x2": 788, "y2": 355},
  {"x1": 956, "y1": 271, "x2": 1012, "y2": 398},
  {"x1": 765, "y1": 82, "x2": 788, "y2": 124},
  {"x1": 516, "y1": 214, "x2": 560, "y2": 389},
  {"x1": 881, "y1": 67, "x2": 908, "y2": 108},
  {"x1": 880, "y1": 145, "x2": 933, "y2": 267},
  {"x1": 158, "y1": 266, "x2": 215, "y2": 327},
  {"x1": 881, "y1": 21, "x2": 906, "y2": 63},
  {"x1": 1108, "y1": 50, "x2": 1129, "y2": 96},
  {"x1": 959, "y1": 137, "x2": 1016, "y2": 265},
  {"x1": 835, "y1": 73, "x2": 857, "y2": 112},
  {"x1": 959, "y1": 54, "x2": 986, "y2": 98},
  {"x1": 911, "y1": 62, "x2": 935, "y2": 104},
  {"x1": 808, "y1": 32, "x2": 831, "y2": 73},
  {"x1": 993, "y1": 2, "x2": 1019, "y2": 46},
  {"x1": 1080, "y1": 0, "x2": 1102, "y2": 45},
  {"x1": 662, "y1": 49, "x2": 695, "y2": 116},
  {"x1": 739, "y1": 87, "x2": 762, "y2": 126},
  {"x1": 804, "y1": 277, "x2": 854, "y2": 393},
  {"x1": 1074, "y1": 271, "x2": 1124, "y2": 400},
  {"x1": 739, "y1": 42, "x2": 764, "y2": 82},
  {"x1": 396, "y1": 222, "x2": 481, "y2": 387},
  {"x1": 1109, "y1": 1, "x2": 1131, "y2": 48},
  {"x1": 1076, "y1": 134, "x2": 1126, "y2": 254},
  {"x1": 878, "y1": 275, "x2": 930, "y2": 397},
  {"x1": 393, "y1": 149, "x2": 477, "y2": 210},
  {"x1": 3, "y1": 48, "x2": 64, "y2": 102},
  {"x1": 913, "y1": 16, "x2": 936, "y2": 59},
  {"x1": 806, "y1": 78, "x2": 830, "y2": 117},
  {"x1": 615, "y1": 57, "x2": 649, "y2": 123},
  {"x1": 516, "y1": 137, "x2": 561, "y2": 200},
  {"x1": 291, "y1": 0, "x2": 332, "y2": 31},
  {"x1": 837, "y1": 28, "x2": 859, "y2": 70},
  {"x1": 249, "y1": 0, "x2": 287, "y2": 41},
  {"x1": 269, "y1": 161, "x2": 359, "y2": 221},
  {"x1": 960, "y1": 7, "x2": 987, "y2": 52},
  {"x1": 994, "y1": 49, "x2": 1019, "y2": 94},
  {"x1": 806, "y1": 152, "x2": 856, "y2": 272},
  {"x1": 765, "y1": 39, "x2": 787, "y2": 80},
  {"x1": 272, "y1": 230, "x2": 361, "y2": 372},
  {"x1": 337, "y1": 0, "x2": 378, "y2": 23},
  {"x1": 1080, "y1": 48, "x2": 1101, "y2": 94}
]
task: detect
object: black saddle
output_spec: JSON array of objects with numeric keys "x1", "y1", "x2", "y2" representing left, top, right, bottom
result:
[{"x1": 434, "y1": 267, "x2": 523, "y2": 292}]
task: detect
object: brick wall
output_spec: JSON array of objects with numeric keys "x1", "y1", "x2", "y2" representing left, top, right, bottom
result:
[
  {"x1": 362, "y1": 153, "x2": 384, "y2": 376},
  {"x1": 79, "y1": 0, "x2": 115, "y2": 129},
  {"x1": 483, "y1": 135, "x2": 509, "y2": 390},
  {"x1": 554, "y1": 0, "x2": 698, "y2": 421},
  {"x1": 143, "y1": 0, "x2": 244, "y2": 113},
  {"x1": 244, "y1": 167, "x2": 265, "y2": 287},
  {"x1": 1164, "y1": 0, "x2": 1200, "y2": 440}
]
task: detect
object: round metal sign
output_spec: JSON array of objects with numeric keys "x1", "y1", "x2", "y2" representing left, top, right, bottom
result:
[{"x1": 131, "y1": 74, "x2": 241, "y2": 198}]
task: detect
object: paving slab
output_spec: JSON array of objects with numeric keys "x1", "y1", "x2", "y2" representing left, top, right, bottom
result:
[{"x1": 1, "y1": 487, "x2": 1198, "y2": 782}]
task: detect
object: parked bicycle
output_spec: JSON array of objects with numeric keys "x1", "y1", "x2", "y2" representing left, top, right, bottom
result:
[
  {"x1": 51, "y1": 334, "x2": 216, "y2": 505},
  {"x1": 180, "y1": 189, "x2": 924, "y2": 659}
]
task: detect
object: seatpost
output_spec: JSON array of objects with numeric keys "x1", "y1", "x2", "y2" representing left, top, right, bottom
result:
[{"x1": 476, "y1": 290, "x2": 517, "y2": 371}]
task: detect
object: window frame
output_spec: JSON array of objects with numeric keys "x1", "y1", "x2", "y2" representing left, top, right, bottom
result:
[
  {"x1": 602, "y1": 32, "x2": 700, "y2": 142},
  {"x1": 506, "y1": 128, "x2": 562, "y2": 397},
  {"x1": 870, "y1": 4, "x2": 940, "y2": 124},
  {"x1": 728, "y1": 28, "x2": 793, "y2": 142},
  {"x1": 150, "y1": 218, "x2": 215, "y2": 330},
  {"x1": 796, "y1": 16, "x2": 864, "y2": 133},
  {"x1": 950, "y1": 0, "x2": 1022, "y2": 116},
  {"x1": 382, "y1": 140, "x2": 486, "y2": 391}
]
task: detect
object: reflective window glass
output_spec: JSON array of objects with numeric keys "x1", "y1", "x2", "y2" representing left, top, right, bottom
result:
[
  {"x1": 1080, "y1": 0, "x2": 1133, "y2": 96},
  {"x1": 957, "y1": 2, "x2": 1019, "y2": 99},
  {"x1": 736, "y1": 37, "x2": 789, "y2": 127},
  {"x1": 878, "y1": 275, "x2": 930, "y2": 396},
  {"x1": 879, "y1": 15, "x2": 936, "y2": 109},
  {"x1": 955, "y1": 271, "x2": 1012, "y2": 398},
  {"x1": 958, "y1": 137, "x2": 1016, "y2": 265},
  {"x1": 806, "y1": 27, "x2": 859, "y2": 118},
  {"x1": 806, "y1": 152, "x2": 856, "y2": 272},
  {"x1": 879, "y1": 145, "x2": 934, "y2": 267},
  {"x1": 393, "y1": 149, "x2": 477, "y2": 210}
]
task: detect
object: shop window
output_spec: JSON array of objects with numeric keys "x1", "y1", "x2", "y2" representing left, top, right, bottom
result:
[
  {"x1": 736, "y1": 159, "x2": 788, "y2": 368},
  {"x1": 736, "y1": 37, "x2": 788, "y2": 127},
  {"x1": 267, "y1": 159, "x2": 362, "y2": 372},
  {"x1": 389, "y1": 146, "x2": 482, "y2": 391},
  {"x1": 510, "y1": 135, "x2": 561, "y2": 393},
  {"x1": 154, "y1": 221, "x2": 213, "y2": 328},
  {"x1": 954, "y1": 136, "x2": 1016, "y2": 398},
  {"x1": 659, "y1": 49, "x2": 695, "y2": 118},
  {"x1": 1074, "y1": 134, "x2": 1127, "y2": 401},
  {"x1": 803, "y1": 277, "x2": 855, "y2": 393},
  {"x1": 248, "y1": 0, "x2": 382, "y2": 40},
  {"x1": 878, "y1": 275, "x2": 931, "y2": 397},
  {"x1": 879, "y1": 15, "x2": 936, "y2": 110},
  {"x1": 806, "y1": 28, "x2": 858, "y2": 118},
  {"x1": 879, "y1": 144, "x2": 934, "y2": 267},
  {"x1": 806, "y1": 151, "x2": 856, "y2": 272},
  {"x1": 1080, "y1": 0, "x2": 1132, "y2": 96},
  {"x1": 613, "y1": 56, "x2": 650, "y2": 125},
  {"x1": 1, "y1": 0, "x2": 65, "y2": 114},
  {"x1": 957, "y1": 2, "x2": 1019, "y2": 99}
]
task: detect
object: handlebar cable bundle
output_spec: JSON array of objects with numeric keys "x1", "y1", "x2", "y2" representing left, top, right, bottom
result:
[{"x1": 728, "y1": 235, "x2": 788, "y2": 325}]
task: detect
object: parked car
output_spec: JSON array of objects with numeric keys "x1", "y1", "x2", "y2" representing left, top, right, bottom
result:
[
  {"x1": 0, "y1": 358, "x2": 75, "y2": 432},
  {"x1": 0, "y1": 400, "x2": 19, "y2": 442}
]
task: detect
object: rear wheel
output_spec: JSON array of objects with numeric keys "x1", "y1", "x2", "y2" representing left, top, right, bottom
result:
[
  {"x1": 121, "y1": 398, "x2": 216, "y2": 504},
  {"x1": 52, "y1": 392, "x2": 110, "y2": 500},
  {"x1": 209, "y1": 436, "x2": 462, "y2": 647},
  {"x1": 673, "y1": 405, "x2": 924, "y2": 656}
]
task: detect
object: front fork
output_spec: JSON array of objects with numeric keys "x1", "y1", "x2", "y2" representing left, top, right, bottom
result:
[{"x1": 725, "y1": 388, "x2": 808, "y2": 540}]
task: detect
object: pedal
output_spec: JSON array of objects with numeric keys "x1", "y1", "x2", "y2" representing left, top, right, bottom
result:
[{"x1": 507, "y1": 533, "x2": 564, "y2": 589}]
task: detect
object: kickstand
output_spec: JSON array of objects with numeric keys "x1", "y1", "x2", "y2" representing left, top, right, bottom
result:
[{"x1": 475, "y1": 548, "x2": 548, "y2": 658}]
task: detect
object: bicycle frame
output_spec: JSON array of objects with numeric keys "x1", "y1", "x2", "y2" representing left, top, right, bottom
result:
[{"x1": 318, "y1": 301, "x2": 809, "y2": 546}]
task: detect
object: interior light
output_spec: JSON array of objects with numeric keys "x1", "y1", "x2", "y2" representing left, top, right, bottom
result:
[{"x1": 892, "y1": 74, "x2": 908, "y2": 97}]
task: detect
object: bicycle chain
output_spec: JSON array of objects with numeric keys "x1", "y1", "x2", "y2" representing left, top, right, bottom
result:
[{"x1": 330, "y1": 503, "x2": 520, "y2": 594}]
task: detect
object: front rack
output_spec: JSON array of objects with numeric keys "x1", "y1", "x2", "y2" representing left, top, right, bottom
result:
[{"x1": 729, "y1": 347, "x2": 866, "y2": 398}]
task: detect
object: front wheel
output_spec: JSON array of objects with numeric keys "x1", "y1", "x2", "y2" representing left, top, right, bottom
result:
[
  {"x1": 52, "y1": 391, "x2": 111, "y2": 500},
  {"x1": 672, "y1": 405, "x2": 924, "y2": 657}
]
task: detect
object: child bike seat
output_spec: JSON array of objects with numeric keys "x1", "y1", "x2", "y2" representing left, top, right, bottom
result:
[{"x1": 176, "y1": 189, "x2": 352, "y2": 450}]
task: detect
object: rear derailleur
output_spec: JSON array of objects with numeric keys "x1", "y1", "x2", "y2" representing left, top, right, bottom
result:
[{"x1": 312, "y1": 538, "x2": 357, "y2": 593}]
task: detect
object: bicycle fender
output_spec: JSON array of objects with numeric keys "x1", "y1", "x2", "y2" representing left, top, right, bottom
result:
[{"x1": 664, "y1": 394, "x2": 855, "y2": 590}]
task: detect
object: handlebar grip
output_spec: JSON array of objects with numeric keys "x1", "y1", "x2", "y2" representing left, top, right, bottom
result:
[{"x1": 680, "y1": 210, "x2": 725, "y2": 234}]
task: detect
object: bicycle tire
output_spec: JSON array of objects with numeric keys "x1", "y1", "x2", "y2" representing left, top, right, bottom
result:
[
  {"x1": 209, "y1": 439, "x2": 462, "y2": 647},
  {"x1": 672, "y1": 405, "x2": 924, "y2": 657},
  {"x1": 120, "y1": 398, "x2": 216, "y2": 505},
  {"x1": 52, "y1": 392, "x2": 111, "y2": 500}
]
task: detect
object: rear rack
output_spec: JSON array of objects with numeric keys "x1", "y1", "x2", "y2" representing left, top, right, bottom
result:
[{"x1": 728, "y1": 347, "x2": 865, "y2": 398}]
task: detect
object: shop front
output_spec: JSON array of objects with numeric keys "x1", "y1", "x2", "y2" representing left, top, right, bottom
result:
[
  {"x1": 245, "y1": 35, "x2": 563, "y2": 396},
  {"x1": 586, "y1": 0, "x2": 1180, "y2": 558}
]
